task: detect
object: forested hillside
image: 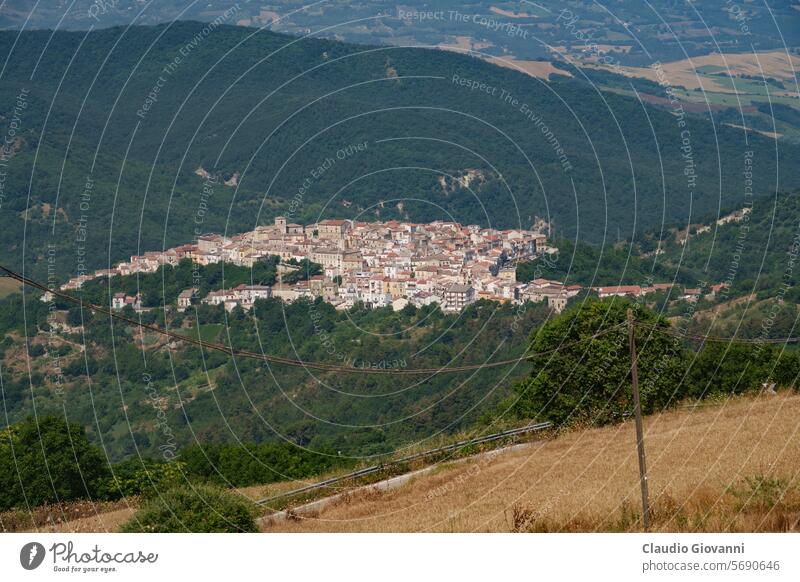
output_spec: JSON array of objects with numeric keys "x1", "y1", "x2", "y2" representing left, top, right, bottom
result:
[
  {"x1": 1, "y1": 22, "x2": 797, "y2": 279},
  {"x1": 516, "y1": 188, "x2": 798, "y2": 287},
  {"x1": 654, "y1": 190, "x2": 800, "y2": 301},
  {"x1": 0, "y1": 276, "x2": 549, "y2": 459}
]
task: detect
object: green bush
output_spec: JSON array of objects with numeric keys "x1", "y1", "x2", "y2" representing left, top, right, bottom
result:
[
  {"x1": 0, "y1": 416, "x2": 111, "y2": 510},
  {"x1": 774, "y1": 350, "x2": 800, "y2": 390},
  {"x1": 28, "y1": 344, "x2": 45, "y2": 357},
  {"x1": 512, "y1": 298, "x2": 688, "y2": 426},
  {"x1": 108, "y1": 458, "x2": 187, "y2": 499},
  {"x1": 687, "y1": 344, "x2": 800, "y2": 398},
  {"x1": 120, "y1": 484, "x2": 258, "y2": 532},
  {"x1": 180, "y1": 442, "x2": 348, "y2": 487}
]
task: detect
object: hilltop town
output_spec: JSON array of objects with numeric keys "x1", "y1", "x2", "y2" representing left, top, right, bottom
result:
[{"x1": 59, "y1": 216, "x2": 722, "y2": 314}]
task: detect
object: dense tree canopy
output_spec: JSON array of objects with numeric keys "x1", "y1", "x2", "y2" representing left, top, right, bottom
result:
[
  {"x1": 512, "y1": 298, "x2": 688, "y2": 426},
  {"x1": 0, "y1": 416, "x2": 110, "y2": 510},
  {"x1": 685, "y1": 342, "x2": 800, "y2": 399},
  {"x1": 1, "y1": 22, "x2": 796, "y2": 280},
  {"x1": 180, "y1": 442, "x2": 348, "y2": 488}
]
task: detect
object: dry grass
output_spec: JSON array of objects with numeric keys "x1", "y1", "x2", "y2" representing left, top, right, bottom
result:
[
  {"x1": 236, "y1": 476, "x2": 343, "y2": 502},
  {"x1": 588, "y1": 50, "x2": 800, "y2": 97},
  {"x1": 1, "y1": 499, "x2": 137, "y2": 533},
  {"x1": 0, "y1": 277, "x2": 22, "y2": 299},
  {"x1": 263, "y1": 391, "x2": 800, "y2": 532},
  {"x1": 488, "y1": 57, "x2": 573, "y2": 80},
  {"x1": 31, "y1": 508, "x2": 137, "y2": 533},
  {"x1": 438, "y1": 36, "x2": 494, "y2": 53},
  {"x1": 509, "y1": 475, "x2": 800, "y2": 533}
]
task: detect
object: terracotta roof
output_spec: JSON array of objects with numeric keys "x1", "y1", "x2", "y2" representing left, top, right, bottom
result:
[{"x1": 598, "y1": 285, "x2": 641, "y2": 294}]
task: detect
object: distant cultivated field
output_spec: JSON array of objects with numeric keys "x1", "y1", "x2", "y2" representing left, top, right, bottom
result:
[
  {"x1": 590, "y1": 50, "x2": 800, "y2": 99},
  {"x1": 438, "y1": 35, "x2": 494, "y2": 53},
  {"x1": 487, "y1": 57, "x2": 573, "y2": 80},
  {"x1": 264, "y1": 392, "x2": 800, "y2": 532},
  {"x1": 489, "y1": 6, "x2": 543, "y2": 19}
]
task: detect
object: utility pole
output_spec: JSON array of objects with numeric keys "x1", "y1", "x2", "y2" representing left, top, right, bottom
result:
[{"x1": 627, "y1": 308, "x2": 651, "y2": 530}]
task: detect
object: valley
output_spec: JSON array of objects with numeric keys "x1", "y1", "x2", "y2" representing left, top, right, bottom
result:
[{"x1": 1, "y1": 5, "x2": 799, "y2": 544}]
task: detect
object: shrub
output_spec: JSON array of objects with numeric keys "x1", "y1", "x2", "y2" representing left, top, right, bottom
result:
[
  {"x1": 686, "y1": 344, "x2": 798, "y2": 398},
  {"x1": 120, "y1": 484, "x2": 258, "y2": 532},
  {"x1": 0, "y1": 416, "x2": 111, "y2": 511},
  {"x1": 108, "y1": 458, "x2": 187, "y2": 499},
  {"x1": 687, "y1": 343, "x2": 762, "y2": 397},
  {"x1": 179, "y1": 442, "x2": 347, "y2": 487},
  {"x1": 28, "y1": 344, "x2": 45, "y2": 357},
  {"x1": 513, "y1": 298, "x2": 688, "y2": 426},
  {"x1": 729, "y1": 474, "x2": 790, "y2": 513},
  {"x1": 180, "y1": 443, "x2": 348, "y2": 487}
]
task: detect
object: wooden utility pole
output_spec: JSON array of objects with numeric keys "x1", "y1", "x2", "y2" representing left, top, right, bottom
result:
[{"x1": 627, "y1": 308, "x2": 651, "y2": 530}]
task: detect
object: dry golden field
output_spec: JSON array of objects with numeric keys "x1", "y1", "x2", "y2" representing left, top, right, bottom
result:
[
  {"x1": 438, "y1": 36, "x2": 495, "y2": 54},
  {"x1": 489, "y1": 6, "x2": 540, "y2": 19},
  {"x1": 1, "y1": 500, "x2": 136, "y2": 533},
  {"x1": 588, "y1": 50, "x2": 800, "y2": 98},
  {"x1": 0, "y1": 276, "x2": 22, "y2": 299},
  {"x1": 263, "y1": 392, "x2": 800, "y2": 533},
  {"x1": 487, "y1": 57, "x2": 574, "y2": 80}
]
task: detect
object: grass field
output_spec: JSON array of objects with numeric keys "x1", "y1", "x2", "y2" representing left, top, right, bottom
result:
[
  {"x1": 2, "y1": 500, "x2": 135, "y2": 533},
  {"x1": 488, "y1": 56, "x2": 574, "y2": 80},
  {"x1": 0, "y1": 277, "x2": 21, "y2": 299},
  {"x1": 590, "y1": 50, "x2": 800, "y2": 97},
  {"x1": 263, "y1": 391, "x2": 800, "y2": 532}
]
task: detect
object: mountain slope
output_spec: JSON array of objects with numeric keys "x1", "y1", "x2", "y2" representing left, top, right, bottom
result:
[
  {"x1": 0, "y1": 286, "x2": 550, "y2": 459},
  {"x1": 1, "y1": 22, "x2": 798, "y2": 278}
]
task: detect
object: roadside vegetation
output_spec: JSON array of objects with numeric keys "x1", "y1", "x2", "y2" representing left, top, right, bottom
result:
[
  {"x1": 0, "y1": 416, "x2": 350, "y2": 514},
  {"x1": 506, "y1": 298, "x2": 800, "y2": 427},
  {"x1": 120, "y1": 484, "x2": 258, "y2": 533}
]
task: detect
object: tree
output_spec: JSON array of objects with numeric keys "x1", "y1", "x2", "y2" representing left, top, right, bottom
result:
[
  {"x1": 0, "y1": 416, "x2": 110, "y2": 510},
  {"x1": 512, "y1": 298, "x2": 688, "y2": 426},
  {"x1": 179, "y1": 442, "x2": 345, "y2": 487},
  {"x1": 120, "y1": 484, "x2": 258, "y2": 532},
  {"x1": 773, "y1": 350, "x2": 800, "y2": 389},
  {"x1": 67, "y1": 305, "x2": 86, "y2": 327},
  {"x1": 108, "y1": 458, "x2": 187, "y2": 498},
  {"x1": 687, "y1": 343, "x2": 798, "y2": 398}
]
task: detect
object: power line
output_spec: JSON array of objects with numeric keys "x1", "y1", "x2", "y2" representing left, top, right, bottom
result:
[
  {"x1": 633, "y1": 320, "x2": 800, "y2": 345},
  {"x1": 255, "y1": 421, "x2": 553, "y2": 507},
  {"x1": 6, "y1": 263, "x2": 793, "y2": 377},
  {"x1": 0, "y1": 264, "x2": 622, "y2": 376}
]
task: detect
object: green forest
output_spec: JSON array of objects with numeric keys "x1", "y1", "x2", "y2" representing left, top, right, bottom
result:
[
  {"x1": 0, "y1": 257, "x2": 551, "y2": 461},
  {"x1": 1, "y1": 22, "x2": 797, "y2": 281},
  {"x1": 517, "y1": 189, "x2": 800, "y2": 304}
]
